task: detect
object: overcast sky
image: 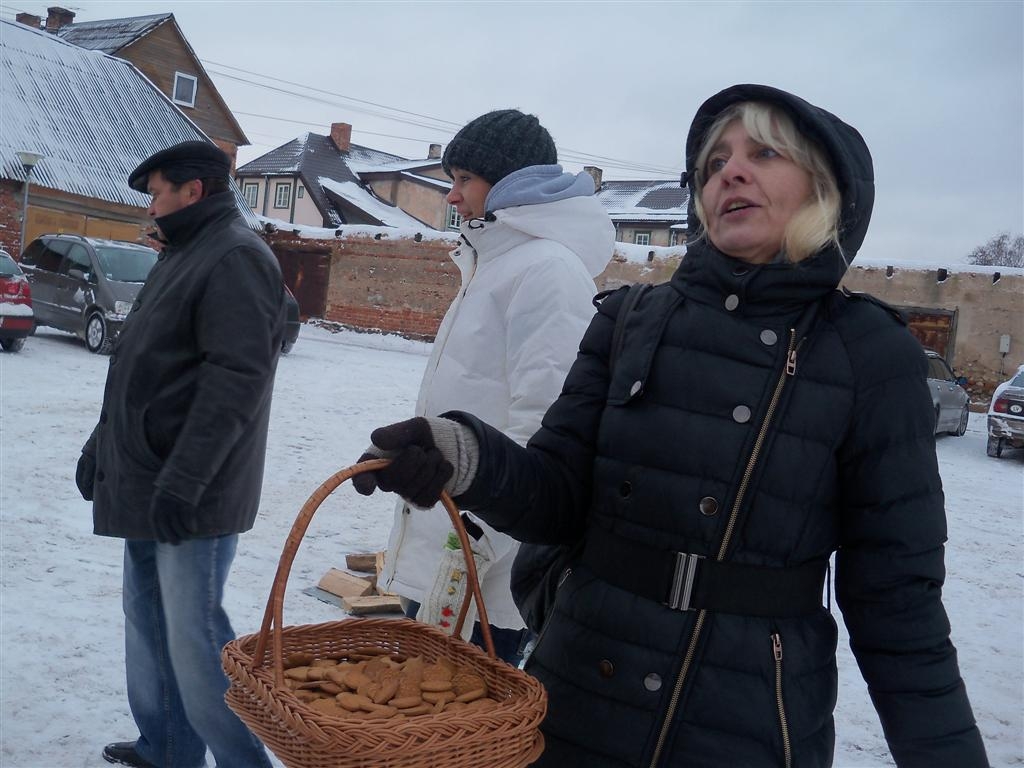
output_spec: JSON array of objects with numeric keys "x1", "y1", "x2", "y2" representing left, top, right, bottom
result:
[{"x1": 4, "y1": 0, "x2": 1022, "y2": 264}]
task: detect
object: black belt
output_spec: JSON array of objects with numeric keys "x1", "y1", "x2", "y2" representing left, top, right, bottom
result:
[{"x1": 582, "y1": 527, "x2": 827, "y2": 618}]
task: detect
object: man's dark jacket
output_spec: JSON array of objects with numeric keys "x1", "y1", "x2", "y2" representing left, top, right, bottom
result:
[
  {"x1": 84, "y1": 192, "x2": 286, "y2": 539},
  {"x1": 448, "y1": 85, "x2": 987, "y2": 767}
]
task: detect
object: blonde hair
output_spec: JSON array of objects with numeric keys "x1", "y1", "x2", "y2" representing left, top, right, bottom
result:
[{"x1": 692, "y1": 102, "x2": 841, "y2": 263}]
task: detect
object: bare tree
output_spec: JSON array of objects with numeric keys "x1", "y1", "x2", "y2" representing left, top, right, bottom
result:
[{"x1": 966, "y1": 232, "x2": 1024, "y2": 268}]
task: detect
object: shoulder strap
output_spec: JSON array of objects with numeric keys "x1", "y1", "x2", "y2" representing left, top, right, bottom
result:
[{"x1": 609, "y1": 283, "x2": 651, "y2": 372}]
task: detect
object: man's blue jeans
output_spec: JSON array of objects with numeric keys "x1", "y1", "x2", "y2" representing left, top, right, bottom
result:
[{"x1": 122, "y1": 537, "x2": 271, "y2": 768}]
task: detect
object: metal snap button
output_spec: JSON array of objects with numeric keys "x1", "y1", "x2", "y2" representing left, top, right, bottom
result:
[
  {"x1": 724, "y1": 294, "x2": 740, "y2": 311},
  {"x1": 732, "y1": 405, "x2": 751, "y2": 423},
  {"x1": 629, "y1": 380, "x2": 643, "y2": 397},
  {"x1": 760, "y1": 329, "x2": 778, "y2": 346},
  {"x1": 699, "y1": 496, "x2": 719, "y2": 516},
  {"x1": 643, "y1": 673, "x2": 662, "y2": 691},
  {"x1": 598, "y1": 660, "x2": 615, "y2": 678},
  {"x1": 733, "y1": 266, "x2": 750, "y2": 276}
]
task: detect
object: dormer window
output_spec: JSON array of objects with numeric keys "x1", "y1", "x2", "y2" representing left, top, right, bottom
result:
[{"x1": 172, "y1": 72, "x2": 198, "y2": 107}]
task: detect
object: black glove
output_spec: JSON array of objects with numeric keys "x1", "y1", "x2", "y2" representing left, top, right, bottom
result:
[
  {"x1": 76, "y1": 453, "x2": 96, "y2": 501},
  {"x1": 352, "y1": 417, "x2": 454, "y2": 508},
  {"x1": 148, "y1": 489, "x2": 195, "y2": 545}
]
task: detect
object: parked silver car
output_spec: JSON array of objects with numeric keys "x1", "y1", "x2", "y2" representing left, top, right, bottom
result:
[
  {"x1": 987, "y1": 364, "x2": 1024, "y2": 458},
  {"x1": 19, "y1": 234, "x2": 158, "y2": 354},
  {"x1": 925, "y1": 349, "x2": 970, "y2": 437}
]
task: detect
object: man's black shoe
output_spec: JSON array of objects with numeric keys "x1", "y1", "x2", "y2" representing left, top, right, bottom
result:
[{"x1": 102, "y1": 742, "x2": 157, "y2": 768}]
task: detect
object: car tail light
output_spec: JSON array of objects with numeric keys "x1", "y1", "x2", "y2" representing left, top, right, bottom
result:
[
  {"x1": 993, "y1": 397, "x2": 1024, "y2": 416},
  {"x1": 1, "y1": 277, "x2": 30, "y2": 303}
]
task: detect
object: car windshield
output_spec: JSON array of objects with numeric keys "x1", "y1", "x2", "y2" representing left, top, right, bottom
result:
[
  {"x1": 0, "y1": 252, "x2": 22, "y2": 277},
  {"x1": 93, "y1": 246, "x2": 158, "y2": 283}
]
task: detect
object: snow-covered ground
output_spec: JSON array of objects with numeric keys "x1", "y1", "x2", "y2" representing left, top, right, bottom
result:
[{"x1": 1, "y1": 324, "x2": 1021, "y2": 768}]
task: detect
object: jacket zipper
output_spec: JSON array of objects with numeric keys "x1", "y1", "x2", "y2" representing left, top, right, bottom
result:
[
  {"x1": 772, "y1": 632, "x2": 792, "y2": 768},
  {"x1": 648, "y1": 329, "x2": 800, "y2": 768},
  {"x1": 530, "y1": 565, "x2": 575, "y2": 650}
]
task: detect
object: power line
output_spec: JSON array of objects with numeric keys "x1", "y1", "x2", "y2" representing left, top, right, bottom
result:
[{"x1": 204, "y1": 61, "x2": 682, "y2": 178}]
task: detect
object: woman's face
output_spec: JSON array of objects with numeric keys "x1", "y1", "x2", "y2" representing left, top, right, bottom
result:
[
  {"x1": 446, "y1": 167, "x2": 492, "y2": 220},
  {"x1": 699, "y1": 120, "x2": 814, "y2": 264}
]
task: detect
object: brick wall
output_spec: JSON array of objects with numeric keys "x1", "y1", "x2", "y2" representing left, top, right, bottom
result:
[
  {"x1": 264, "y1": 229, "x2": 1019, "y2": 398},
  {"x1": 0, "y1": 181, "x2": 23, "y2": 254},
  {"x1": 267, "y1": 231, "x2": 459, "y2": 340}
]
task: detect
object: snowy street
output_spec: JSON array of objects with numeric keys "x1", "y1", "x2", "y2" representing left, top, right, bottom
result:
[{"x1": 1, "y1": 324, "x2": 1021, "y2": 767}]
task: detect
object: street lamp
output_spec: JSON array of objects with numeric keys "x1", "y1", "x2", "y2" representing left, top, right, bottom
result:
[{"x1": 16, "y1": 150, "x2": 44, "y2": 255}]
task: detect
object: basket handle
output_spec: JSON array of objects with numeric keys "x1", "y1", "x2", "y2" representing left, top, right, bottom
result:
[{"x1": 251, "y1": 459, "x2": 496, "y2": 688}]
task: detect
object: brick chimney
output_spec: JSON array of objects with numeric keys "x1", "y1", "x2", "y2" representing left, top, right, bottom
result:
[
  {"x1": 45, "y1": 7, "x2": 76, "y2": 32},
  {"x1": 583, "y1": 165, "x2": 603, "y2": 191},
  {"x1": 427, "y1": 143, "x2": 442, "y2": 160},
  {"x1": 16, "y1": 12, "x2": 42, "y2": 28},
  {"x1": 330, "y1": 122, "x2": 352, "y2": 153}
]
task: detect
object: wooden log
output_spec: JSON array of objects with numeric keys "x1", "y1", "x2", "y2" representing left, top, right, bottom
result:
[
  {"x1": 341, "y1": 595, "x2": 404, "y2": 615},
  {"x1": 344, "y1": 553, "x2": 378, "y2": 573},
  {"x1": 317, "y1": 568, "x2": 374, "y2": 599}
]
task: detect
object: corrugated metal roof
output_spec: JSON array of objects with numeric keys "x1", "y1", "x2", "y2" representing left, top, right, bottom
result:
[
  {"x1": 55, "y1": 13, "x2": 171, "y2": 53},
  {"x1": 236, "y1": 133, "x2": 407, "y2": 226},
  {"x1": 1, "y1": 20, "x2": 259, "y2": 229}
]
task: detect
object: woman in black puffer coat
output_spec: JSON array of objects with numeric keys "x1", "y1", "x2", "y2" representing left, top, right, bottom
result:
[{"x1": 354, "y1": 84, "x2": 988, "y2": 768}]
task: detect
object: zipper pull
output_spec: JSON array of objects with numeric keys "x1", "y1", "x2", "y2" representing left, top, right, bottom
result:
[
  {"x1": 786, "y1": 349, "x2": 797, "y2": 376},
  {"x1": 772, "y1": 633, "x2": 783, "y2": 661},
  {"x1": 785, "y1": 329, "x2": 798, "y2": 376}
]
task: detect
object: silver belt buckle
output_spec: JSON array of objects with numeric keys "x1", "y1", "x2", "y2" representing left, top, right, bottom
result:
[{"x1": 668, "y1": 551, "x2": 704, "y2": 611}]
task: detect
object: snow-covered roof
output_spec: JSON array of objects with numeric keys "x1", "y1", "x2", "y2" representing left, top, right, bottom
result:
[
  {"x1": 236, "y1": 133, "x2": 410, "y2": 227},
  {"x1": 319, "y1": 178, "x2": 429, "y2": 229},
  {"x1": 596, "y1": 179, "x2": 688, "y2": 224},
  {"x1": 350, "y1": 158, "x2": 444, "y2": 174},
  {"x1": 55, "y1": 13, "x2": 171, "y2": 53},
  {"x1": 0, "y1": 20, "x2": 259, "y2": 228}
]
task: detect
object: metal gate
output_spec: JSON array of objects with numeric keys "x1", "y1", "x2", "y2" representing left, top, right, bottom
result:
[
  {"x1": 272, "y1": 244, "x2": 330, "y2": 320},
  {"x1": 902, "y1": 305, "x2": 957, "y2": 361}
]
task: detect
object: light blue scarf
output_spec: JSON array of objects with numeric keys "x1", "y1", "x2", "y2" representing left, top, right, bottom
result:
[{"x1": 484, "y1": 164, "x2": 595, "y2": 213}]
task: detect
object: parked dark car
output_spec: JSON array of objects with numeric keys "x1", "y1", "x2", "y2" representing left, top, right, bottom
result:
[
  {"x1": 924, "y1": 349, "x2": 970, "y2": 436},
  {"x1": 0, "y1": 248, "x2": 33, "y2": 352},
  {"x1": 282, "y1": 284, "x2": 300, "y2": 354},
  {"x1": 987, "y1": 364, "x2": 1024, "y2": 458},
  {"x1": 19, "y1": 234, "x2": 158, "y2": 354}
]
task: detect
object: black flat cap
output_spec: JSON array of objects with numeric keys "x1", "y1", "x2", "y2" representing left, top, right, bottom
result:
[{"x1": 128, "y1": 140, "x2": 231, "y2": 193}]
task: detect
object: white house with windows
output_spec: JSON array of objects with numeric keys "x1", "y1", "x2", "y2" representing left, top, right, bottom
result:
[{"x1": 235, "y1": 122, "x2": 454, "y2": 231}]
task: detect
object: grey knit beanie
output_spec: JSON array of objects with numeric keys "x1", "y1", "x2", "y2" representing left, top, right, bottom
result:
[{"x1": 441, "y1": 109, "x2": 557, "y2": 185}]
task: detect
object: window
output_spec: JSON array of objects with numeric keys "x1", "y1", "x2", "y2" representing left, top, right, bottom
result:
[
  {"x1": 446, "y1": 204, "x2": 462, "y2": 231},
  {"x1": 172, "y1": 72, "x2": 198, "y2": 107},
  {"x1": 634, "y1": 231, "x2": 651, "y2": 246},
  {"x1": 297, "y1": 186, "x2": 305, "y2": 199},
  {"x1": 243, "y1": 183, "x2": 258, "y2": 208},
  {"x1": 23, "y1": 238, "x2": 68, "y2": 272},
  {"x1": 61, "y1": 244, "x2": 93, "y2": 277},
  {"x1": 274, "y1": 183, "x2": 292, "y2": 209}
]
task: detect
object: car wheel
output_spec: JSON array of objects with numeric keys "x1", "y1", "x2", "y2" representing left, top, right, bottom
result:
[
  {"x1": 85, "y1": 312, "x2": 113, "y2": 354},
  {"x1": 949, "y1": 405, "x2": 969, "y2": 437},
  {"x1": 986, "y1": 435, "x2": 1003, "y2": 458},
  {"x1": 0, "y1": 337, "x2": 25, "y2": 352}
]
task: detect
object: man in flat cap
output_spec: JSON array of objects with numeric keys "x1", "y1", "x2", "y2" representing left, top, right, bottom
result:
[{"x1": 76, "y1": 140, "x2": 283, "y2": 768}]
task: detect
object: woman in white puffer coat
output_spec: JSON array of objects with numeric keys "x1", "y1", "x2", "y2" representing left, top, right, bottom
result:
[{"x1": 374, "y1": 109, "x2": 614, "y2": 664}]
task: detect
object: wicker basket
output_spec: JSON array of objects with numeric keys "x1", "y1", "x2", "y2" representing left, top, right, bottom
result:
[{"x1": 221, "y1": 459, "x2": 548, "y2": 768}]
